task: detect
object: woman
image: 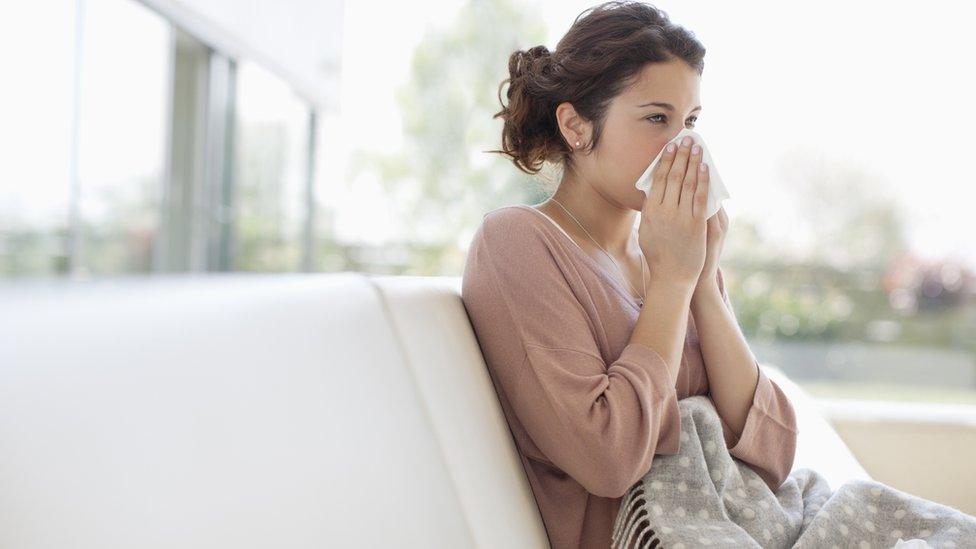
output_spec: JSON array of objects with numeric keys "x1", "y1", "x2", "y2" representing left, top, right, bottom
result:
[{"x1": 461, "y1": 2, "x2": 798, "y2": 548}]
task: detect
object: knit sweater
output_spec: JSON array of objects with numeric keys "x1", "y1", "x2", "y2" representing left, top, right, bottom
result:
[{"x1": 460, "y1": 204, "x2": 798, "y2": 549}]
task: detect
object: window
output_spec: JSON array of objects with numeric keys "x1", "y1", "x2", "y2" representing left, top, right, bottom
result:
[
  {"x1": 75, "y1": 0, "x2": 169, "y2": 276},
  {"x1": 0, "y1": 0, "x2": 169, "y2": 278},
  {"x1": 232, "y1": 61, "x2": 312, "y2": 272},
  {"x1": 0, "y1": 0, "x2": 78, "y2": 276},
  {"x1": 0, "y1": 0, "x2": 318, "y2": 278}
]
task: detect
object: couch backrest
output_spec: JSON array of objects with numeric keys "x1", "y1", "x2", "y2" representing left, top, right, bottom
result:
[{"x1": 0, "y1": 273, "x2": 547, "y2": 548}]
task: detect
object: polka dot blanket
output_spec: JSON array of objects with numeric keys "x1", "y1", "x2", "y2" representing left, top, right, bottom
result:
[{"x1": 611, "y1": 395, "x2": 976, "y2": 548}]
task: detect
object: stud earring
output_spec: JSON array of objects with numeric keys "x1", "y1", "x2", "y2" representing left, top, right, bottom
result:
[{"x1": 575, "y1": 141, "x2": 581, "y2": 147}]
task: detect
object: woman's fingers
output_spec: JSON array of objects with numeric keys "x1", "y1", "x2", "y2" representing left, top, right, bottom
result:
[
  {"x1": 649, "y1": 141, "x2": 676, "y2": 205},
  {"x1": 694, "y1": 161, "x2": 709, "y2": 219},
  {"x1": 680, "y1": 140, "x2": 703, "y2": 212},
  {"x1": 665, "y1": 136, "x2": 692, "y2": 209}
]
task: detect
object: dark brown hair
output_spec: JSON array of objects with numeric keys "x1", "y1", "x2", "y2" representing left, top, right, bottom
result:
[{"x1": 487, "y1": 1, "x2": 706, "y2": 176}]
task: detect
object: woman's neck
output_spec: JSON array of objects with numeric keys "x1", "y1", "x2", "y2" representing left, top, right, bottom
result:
[{"x1": 544, "y1": 177, "x2": 638, "y2": 256}]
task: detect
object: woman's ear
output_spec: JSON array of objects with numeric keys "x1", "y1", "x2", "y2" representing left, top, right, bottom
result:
[{"x1": 555, "y1": 101, "x2": 589, "y2": 150}]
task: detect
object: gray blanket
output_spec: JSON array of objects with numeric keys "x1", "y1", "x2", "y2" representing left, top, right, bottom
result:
[{"x1": 611, "y1": 395, "x2": 976, "y2": 548}]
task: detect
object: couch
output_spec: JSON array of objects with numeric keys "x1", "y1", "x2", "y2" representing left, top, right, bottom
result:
[{"x1": 0, "y1": 272, "x2": 871, "y2": 548}]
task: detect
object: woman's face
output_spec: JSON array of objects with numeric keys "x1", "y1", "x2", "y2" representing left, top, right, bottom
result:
[{"x1": 564, "y1": 59, "x2": 703, "y2": 211}]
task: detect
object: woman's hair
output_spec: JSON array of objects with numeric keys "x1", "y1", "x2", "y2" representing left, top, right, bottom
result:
[{"x1": 488, "y1": 1, "x2": 706, "y2": 177}]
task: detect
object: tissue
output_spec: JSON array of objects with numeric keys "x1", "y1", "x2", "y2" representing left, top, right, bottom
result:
[
  {"x1": 891, "y1": 539, "x2": 933, "y2": 548},
  {"x1": 634, "y1": 127, "x2": 730, "y2": 219}
]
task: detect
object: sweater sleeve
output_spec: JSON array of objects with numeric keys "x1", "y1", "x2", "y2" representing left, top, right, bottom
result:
[
  {"x1": 460, "y1": 210, "x2": 682, "y2": 499},
  {"x1": 712, "y1": 266, "x2": 799, "y2": 492}
]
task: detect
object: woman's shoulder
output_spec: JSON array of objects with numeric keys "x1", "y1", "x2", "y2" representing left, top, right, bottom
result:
[
  {"x1": 462, "y1": 204, "x2": 574, "y2": 311},
  {"x1": 475, "y1": 204, "x2": 557, "y2": 249},
  {"x1": 481, "y1": 203, "x2": 544, "y2": 231},
  {"x1": 464, "y1": 204, "x2": 559, "y2": 281},
  {"x1": 472, "y1": 204, "x2": 550, "y2": 249}
]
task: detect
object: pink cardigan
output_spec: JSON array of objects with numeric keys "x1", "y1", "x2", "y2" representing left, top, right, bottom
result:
[{"x1": 460, "y1": 205, "x2": 798, "y2": 549}]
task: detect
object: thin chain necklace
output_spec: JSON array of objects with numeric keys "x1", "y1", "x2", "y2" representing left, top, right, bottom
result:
[{"x1": 550, "y1": 197, "x2": 646, "y2": 306}]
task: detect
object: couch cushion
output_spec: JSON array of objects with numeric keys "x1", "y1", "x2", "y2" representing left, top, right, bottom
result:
[
  {"x1": 0, "y1": 273, "x2": 474, "y2": 548},
  {"x1": 368, "y1": 274, "x2": 551, "y2": 549}
]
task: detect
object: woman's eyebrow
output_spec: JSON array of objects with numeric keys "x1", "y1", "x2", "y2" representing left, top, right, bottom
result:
[{"x1": 637, "y1": 101, "x2": 702, "y2": 113}]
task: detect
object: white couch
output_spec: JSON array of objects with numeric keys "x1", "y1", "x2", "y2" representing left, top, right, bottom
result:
[{"x1": 0, "y1": 272, "x2": 871, "y2": 548}]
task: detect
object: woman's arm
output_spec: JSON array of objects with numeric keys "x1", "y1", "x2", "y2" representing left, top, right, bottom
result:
[
  {"x1": 690, "y1": 268, "x2": 758, "y2": 438},
  {"x1": 691, "y1": 266, "x2": 798, "y2": 490},
  {"x1": 628, "y1": 273, "x2": 697, "y2": 389}
]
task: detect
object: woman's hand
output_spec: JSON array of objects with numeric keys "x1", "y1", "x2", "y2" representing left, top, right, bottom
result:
[
  {"x1": 638, "y1": 135, "x2": 710, "y2": 287},
  {"x1": 694, "y1": 205, "x2": 729, "y2": 297}
]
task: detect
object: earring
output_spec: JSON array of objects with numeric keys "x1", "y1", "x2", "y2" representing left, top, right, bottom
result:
[{"x1": 575, "y1": 140, "x2": 581, "y2": 147}]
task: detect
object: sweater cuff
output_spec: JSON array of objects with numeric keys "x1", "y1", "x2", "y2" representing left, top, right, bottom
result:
[
  {"x1": 723, "y1": 362, "x2": 798, "y2": 486},
  {"x1": 620, "y1": 342, "x2": 682, "y2": 455},
  {"x1": 724, "y1": 363, "x2": 773, "y2": 448}
]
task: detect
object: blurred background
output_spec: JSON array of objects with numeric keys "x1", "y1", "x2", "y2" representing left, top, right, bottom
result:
[{"x1": 2, "y1": 0, "x2": 974, "y2": 404}]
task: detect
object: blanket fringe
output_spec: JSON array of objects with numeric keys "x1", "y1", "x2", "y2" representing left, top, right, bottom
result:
[{"x1": 611, "y1": 479, "x2": 663, "y2": 548}]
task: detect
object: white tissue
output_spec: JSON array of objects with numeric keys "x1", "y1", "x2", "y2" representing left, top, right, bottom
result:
[
  {"x1": 633, "y1": 127, "x2": 730, "y2": 219},
  {"x1": 890, "y1": 539, "x2": 933, "y2": 548}
]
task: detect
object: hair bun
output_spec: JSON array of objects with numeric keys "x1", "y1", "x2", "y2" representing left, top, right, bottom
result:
[{"x1": 510, "y1": 45, "x2": 554, "y2": 81}]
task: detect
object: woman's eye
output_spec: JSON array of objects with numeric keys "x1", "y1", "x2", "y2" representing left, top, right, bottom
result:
[{"x1": 646, "y1": 114, "x2": 698, "y2": 126}]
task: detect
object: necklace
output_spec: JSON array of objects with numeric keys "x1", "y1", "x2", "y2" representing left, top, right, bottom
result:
[{"x1": 550, "y1": 197, "x2": 646, "y2": 306}]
